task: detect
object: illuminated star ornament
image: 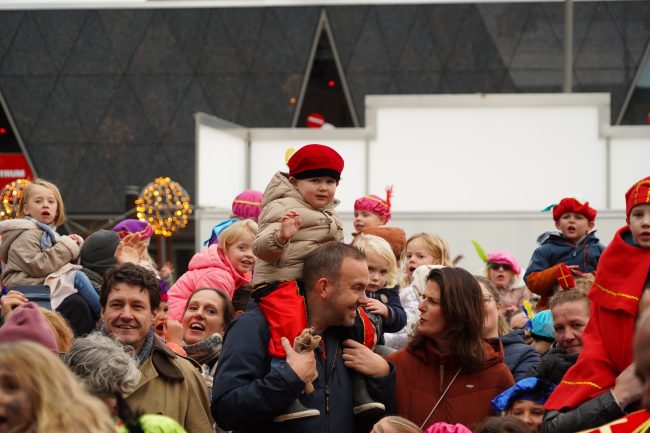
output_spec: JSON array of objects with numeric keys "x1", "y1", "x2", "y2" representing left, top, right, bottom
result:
[
  {"x1": 135, "y1": 177, "x2": 192, "y2": 237},
  {"x1": 0, "y1": 178, "x2": 31, "y2": 221}
]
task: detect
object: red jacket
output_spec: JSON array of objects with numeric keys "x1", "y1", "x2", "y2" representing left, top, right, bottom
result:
[{"x1": 387, "y1": 339, "x2": 514, "y2": 430}]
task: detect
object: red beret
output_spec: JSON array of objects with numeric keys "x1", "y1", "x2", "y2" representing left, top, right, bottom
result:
[
  {"x1": 625, "y1": 176, "x2": 650, "y2": 217},
  {"x1": 287, "y1": 144, "x2": 344, "y2": 181},
  {"x1": 552, "y1": 198, "x2": 597, "y2": 222}
]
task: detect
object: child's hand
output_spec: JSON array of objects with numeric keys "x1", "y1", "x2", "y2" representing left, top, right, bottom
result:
[
  {"x1": 160, "y1": 261, "x2": 174, "y2": 279},
  {"x1": 364, "y1": 298, "x2": 389, "y2": 319},
  {"x1": 165, "y1": 319, "x2": 184, "y2": 345},
  {"x1": 114, "y1": 233, "x2": 145, "y2": 265},
  {"x1": 278, "y1": 210, "x2": 302, "y2": 245}
]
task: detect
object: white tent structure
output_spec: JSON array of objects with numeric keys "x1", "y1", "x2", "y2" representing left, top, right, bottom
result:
[{"x1": 195, "y1": 93, "x2": 650, "y2": 271}]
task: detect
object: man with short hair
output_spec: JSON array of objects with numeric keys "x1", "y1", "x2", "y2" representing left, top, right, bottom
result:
[
  {"x1": 540, "y1": 289, "x2": 642, "y2": 433},
  {"x1": 212, "y1": 242, "x2": 394, "y2": 433},
  {"x1": 100, "y1": 263, "x2": 212, "y2": 433}
]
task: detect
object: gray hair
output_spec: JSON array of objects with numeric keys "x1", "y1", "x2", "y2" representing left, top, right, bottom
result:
[{"x1": 63, "y1": 332, "x2": 141, "y2": 396}]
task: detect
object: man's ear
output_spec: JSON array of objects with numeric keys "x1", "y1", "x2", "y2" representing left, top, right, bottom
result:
[
  {"x1": 554, "y1": 221, "x2": 561, "y2": 230},
  {"x1": 379, "y1": 215, "x2": 387, "y2": 225},
  {"x1": 314, "y1": 277, "x2": 329, "y2": 299},
  {"x1": 289, "y1": 176, "x2": 298, "y2": 186},
  {"x1": 588, "y1": 221, "x2": 595, "y2": 231},
  {"x1": 626, "y1": 216, "x2": 631, "y2": 226}
]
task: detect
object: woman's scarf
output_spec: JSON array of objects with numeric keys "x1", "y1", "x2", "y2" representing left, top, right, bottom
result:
[{"x1": 183, "y1": 333, "x2": 223, "y2": 367}]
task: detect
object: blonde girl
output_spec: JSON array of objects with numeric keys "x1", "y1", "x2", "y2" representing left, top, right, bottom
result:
[
  {"x1": 0, "y1": 340, "x2": 115, "y2": 433},
  {"x1": 168, "y1": 219, "x2": 257, "y2": 320},
  {"x1": 352, "y1": 234, "x2": 405, "y2": 343},
  {"x1": 371, "y1": 416, "x2": 422, "y2": 433},
  {"x1": 0, "y1": 178, "x2": 101, "y2": 318},
  {"x1": 384, "y1": 233, "x2": 453, "y2": 350}
]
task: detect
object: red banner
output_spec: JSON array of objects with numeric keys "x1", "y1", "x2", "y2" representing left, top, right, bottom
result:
[{"x1": 0, "y1": 153, "x2": 33, "y2": 187}]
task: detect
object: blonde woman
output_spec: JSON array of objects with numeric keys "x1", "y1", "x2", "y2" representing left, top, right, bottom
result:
[
  {"x1": 0, "y1": 340, "x2": 115, "y2": 433},
  {"x1": 476, "y1": 276, "x2": 540, "y2": 381}
]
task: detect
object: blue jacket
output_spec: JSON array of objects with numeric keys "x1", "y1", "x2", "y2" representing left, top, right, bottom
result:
[
  {"x1": 500, "y1": 329, "x2": 541, "y2": 381},
  {"x1": 367, "y1": 285, "x2": 407, "y2": 345},
  {"x1": 524, "y1": 231, "x2": 605, "y2": 282},
  {"x1": 211, "y1": 302, "x2": 395, "y2": 433}
]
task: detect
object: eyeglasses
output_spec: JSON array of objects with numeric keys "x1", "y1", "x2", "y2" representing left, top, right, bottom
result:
[
  {"x1": 482, "y1": 295, "x2": 494, "y2": 304},
  {"x1": 488, "y1": 263, "x2": 512, "y2": 272}
]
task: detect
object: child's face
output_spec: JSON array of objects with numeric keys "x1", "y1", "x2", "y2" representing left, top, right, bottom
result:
[
  {"x1": 507, "y1": 400, "x2": 545, "y2": 433},
  {"x1": 627, "y1": 204, "x2": 650, "y2": 248},
  {"x1": 22, "y1": 184, "x2": 58, "y2": 225},
  {"x1": 488, "y1": 263, "x2": 515, "y2": 290},
  {"x1": 353, "y1": 210, "x2": 386, "y2": 233},
  {"x1": 405, "y1": 237, "x2": 437, "y2": 280},
  {"x1": 366, "y1": 250, "x2": 390, "y2": 293},
  {"x1": 226, "y1": 235, "x2": 255, "y2": 275},
  {"x1": 290, "y1": 176, "x2": 338, "y2": 209},
  {"x1": 0, "y1": 366, "x2": 33, "y2": 433},
  {"x1": 153, "y1": 301, "x2": 169, "y2": 338},
  {"x1": 555, "y1": 212, "x2": 594, "y2": 242}
]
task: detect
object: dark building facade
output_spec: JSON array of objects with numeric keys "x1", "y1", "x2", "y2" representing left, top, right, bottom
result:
[{"x1": 0, "y1": 2, "x2": 648, "y2": 215}]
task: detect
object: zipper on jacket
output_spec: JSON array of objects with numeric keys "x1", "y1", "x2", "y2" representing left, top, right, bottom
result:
[{"x1": 321, "y1": 338, "x2": 339, "y2": 433}]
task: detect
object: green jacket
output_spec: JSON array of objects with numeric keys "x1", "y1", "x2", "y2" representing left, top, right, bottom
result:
[{"x1": 118, "y1": 414, "x2": 188, "y2": 433}]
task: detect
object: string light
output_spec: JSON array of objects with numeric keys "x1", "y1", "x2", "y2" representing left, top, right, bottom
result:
[
  {"x1": 135, "y1": 177, "x2": 192, "y2": 237},
  {"x1": 0, "y1": 179, "x2": 31, "y2": 221}
]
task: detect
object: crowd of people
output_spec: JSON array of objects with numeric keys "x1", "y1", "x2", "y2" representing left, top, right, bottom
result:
[{"x1": 0, "y1": 143, "x2": 649, "y2": 433}]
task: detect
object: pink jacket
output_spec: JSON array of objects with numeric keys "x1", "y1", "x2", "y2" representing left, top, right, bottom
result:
[{"x1": 168, "y1": 245, "x2": 251, "y2": 321}]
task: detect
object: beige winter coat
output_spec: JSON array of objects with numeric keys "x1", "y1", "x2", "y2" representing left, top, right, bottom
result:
[
  {"x1": 0, "y1": 218, "x2": 80, "y2": 288},
  {"x1": 253, "y1": 172, "x2": 344, "y2": 285},
  {"x1": 126, "y1": 336, "x2": 213, "y2": 433}
]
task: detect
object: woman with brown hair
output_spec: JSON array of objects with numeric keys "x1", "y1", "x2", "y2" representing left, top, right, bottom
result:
[{"x1": 387, "y1": 267, "x2": 514, "y2": 430}]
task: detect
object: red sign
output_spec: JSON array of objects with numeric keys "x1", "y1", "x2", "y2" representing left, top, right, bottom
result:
[{"x1": 0, "y1": 153, "x2": 33, "y2": 187}]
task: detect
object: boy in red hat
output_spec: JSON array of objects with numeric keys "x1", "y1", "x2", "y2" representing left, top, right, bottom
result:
[
  {"x1": 253, "y1": 143, "x2": 345, "y2": 285},
  {"x1": 252, "y1": 144, "x2": 383, "y2": 423},
  {"x1": 524, "y1": 197, "x2": 605, "y2": 309},
  {"x1": 543, "y1": 177, "x2": 650, "y2": 431}
]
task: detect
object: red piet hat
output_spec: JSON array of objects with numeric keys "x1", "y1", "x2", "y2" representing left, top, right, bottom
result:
[
  {"x1": 354, "y1": 186, "x2": 393, "y2": 223},
  {"x1": 287, "y1": 144, "x2": 344, "y2": 181},
  {"x1": 552, "y1": 198, "x2": 597, "y2": 222},
  {"x1": 625, "y1": 176, "x2": 650, "y2": 217}
]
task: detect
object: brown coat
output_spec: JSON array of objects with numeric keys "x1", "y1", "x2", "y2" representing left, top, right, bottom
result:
[
  {"x1": 125, "y1": 336, "x2": 213, "y2": 433},
  {"x1": 387, "y1": 339, "x2": 514, "y2": 430},
  {"x1": 253, "y1": 172, "x2": 343, "y2": 285},
  {"x1": 0, "y1": 218, "x2": 80, "y2": 288}
]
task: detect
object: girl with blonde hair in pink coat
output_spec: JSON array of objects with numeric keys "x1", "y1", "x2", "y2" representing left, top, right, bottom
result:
[{"x1": 167, "y1": 220, "x2": 257, "y2": 321}]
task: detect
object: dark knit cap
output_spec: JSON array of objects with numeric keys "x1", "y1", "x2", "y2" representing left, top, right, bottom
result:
[
  {"x1": 80, "y1": 229, "x2": 120, "y2": 274},
  {"x1": 0, "y1": 302, "x2": 59, "y2": 354}
]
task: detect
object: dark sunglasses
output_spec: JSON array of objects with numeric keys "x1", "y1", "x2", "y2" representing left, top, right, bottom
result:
[{"x1": 488, "y1": 262, "x2": 512, "y2": 272}]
